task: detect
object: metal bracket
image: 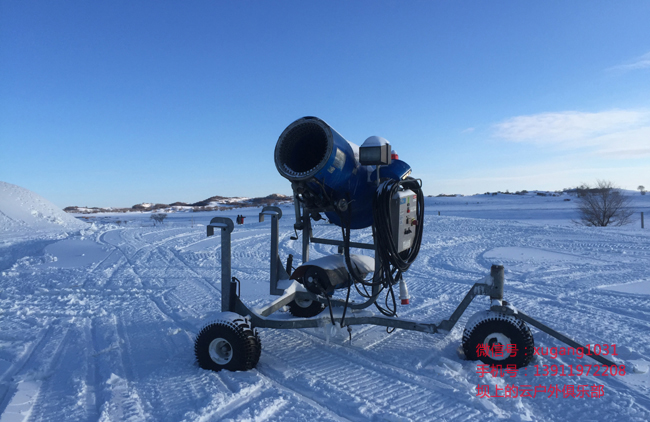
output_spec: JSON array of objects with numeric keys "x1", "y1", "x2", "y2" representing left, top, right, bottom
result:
[
  {"x1": 207, "y1": 217, "x2": 234, "y2": 312},
  {"x1": 233, "y1": 291, "x2": 439, "y2": 333},
  {"x1": 258, "y1": 206, "x2": 290, "y2": 295},
  {"x1": 258, "y1": 205, "x2": 283, "y2": 222}
]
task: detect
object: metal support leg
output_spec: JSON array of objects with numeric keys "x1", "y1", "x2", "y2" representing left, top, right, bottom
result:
[
  {"x1": 207, "y1": 217, "x2": 234, "y2": 312},
  {"x1": 516, "y1": 311, "x2": 617, "y2": 367},
  {"x1": 270, "y1": 213, "x2": 279, "y2": 291},
  {"x1": 259, "y1": 206, "x2": 290, "y2": 295},
  {"x1": 490, "y1": 265, "x2": 504, "y2": 300},
  {"x1": 437, "y1": 284, "x2": 484, "y2": 331},
  {"x1": 302, "y1": 211, "x2": 311, "y2": 264}
]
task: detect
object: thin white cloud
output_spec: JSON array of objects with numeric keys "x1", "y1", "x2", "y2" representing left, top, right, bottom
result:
[
  {"x1": 493, "y1": 109, "x2": 650, "y2": 157},
  {"x1": 597, "y1": 148, "x2": 650, "y2": 158},
  {"x1": 591, "y1": 126, "x2": 650, "y2": 158},
  {"x1": 608, "y1": 51, "x2": 650, "y2": 72},
  {"x1": 461, "y1": 127, "x2": 475, "y2": 133}
]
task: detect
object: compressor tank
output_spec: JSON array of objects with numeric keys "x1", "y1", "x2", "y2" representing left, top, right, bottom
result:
[{"x1": 274, "y1": 116, "x2": 411, "y2": 229}]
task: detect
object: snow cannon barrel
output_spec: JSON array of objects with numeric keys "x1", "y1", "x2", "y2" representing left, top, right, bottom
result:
[{"x1": 274, "y1": 116, "x2": 411, "y2": 229}]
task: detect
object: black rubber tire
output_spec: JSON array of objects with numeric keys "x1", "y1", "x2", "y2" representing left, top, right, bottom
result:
[
  {"x1": 252, "y1": 329, "x2": 262, "y2": 366},
  {"x1": 287, "y1": 298, "x2": 326, "y2": 317},
  {"x1": 195, "y1": 318, "x2": 261, "y2": 372},
  {"x1": 462, "y1": 312, "x2": 534, "y2": 369}
]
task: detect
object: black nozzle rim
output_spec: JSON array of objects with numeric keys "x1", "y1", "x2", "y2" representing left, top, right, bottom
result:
[{"x1": 274, "y1": 116, "x2": 333, "y2": 181}]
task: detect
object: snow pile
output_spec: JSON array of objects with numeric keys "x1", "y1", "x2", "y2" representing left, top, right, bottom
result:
[{"x1": 0, "y1": 181, "x2": 87, "y2": 242}]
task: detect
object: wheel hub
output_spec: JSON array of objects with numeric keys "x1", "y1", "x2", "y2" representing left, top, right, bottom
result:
[
  {"x1": 294, "y1": 297, "x2": 313, "y2": 308},
  {"x1": 208, "y1": 338, "x2": 233, "y2": 364},
  {"x1": 483, "y1": 332, "x2": 511, "y2": 361}
]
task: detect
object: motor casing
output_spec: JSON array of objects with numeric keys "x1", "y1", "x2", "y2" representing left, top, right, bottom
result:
[{"x1": 290, "y1": 254, "x2": 374, "y2": 295}]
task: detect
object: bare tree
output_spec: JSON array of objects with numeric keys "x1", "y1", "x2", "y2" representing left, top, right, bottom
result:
[
  {"x1": 575, "y1": 183, "x2": 590, "y2": 197},
  {"x1": 575, "y1": 180, "x2": 633, "y2": 227},
  {"x1": 150, "y1": 213, "x2": 168, "y2": 226},
  {"x1": 638, "y1": 185, "x2": 647, "y2": 195}
]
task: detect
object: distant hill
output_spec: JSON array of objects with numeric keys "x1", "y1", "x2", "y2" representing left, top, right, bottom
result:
[{"x1": 64, "y1": 194, "x2": 293, "y2": 214}]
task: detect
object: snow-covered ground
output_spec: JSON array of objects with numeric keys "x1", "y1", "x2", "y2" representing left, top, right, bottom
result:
[{"x1": 1, "y1": 185, "x2": 650, "y2": 421}]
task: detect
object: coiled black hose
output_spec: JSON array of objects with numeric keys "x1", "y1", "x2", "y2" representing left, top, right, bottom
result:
[{"x1": 340, "y1": 177, "x2": 424, "y2": 320}]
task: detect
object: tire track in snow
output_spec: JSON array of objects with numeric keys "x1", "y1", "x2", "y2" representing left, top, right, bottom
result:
[
  {"x1": 26, "y1": 323, "x2": 102, "y2": 422},
  {"x1": 96, "y1": 227, "x2": 219, "y2": 331},
  {"x1": 3, "y1": 326, "x2": 73, "y2": 422},
  {"x1": 179, "y1": 367, "x2": 347, "y2": 422},
  {"x1": 257, "y1": 329, "x2": 482, "y2": 421},
  {"x1": 289, "y1": 328, "x2": 464, "y2": 393},
  {"x1": 168, "y1": 247, "x2": 221, "y2": 294},
  {"x1": 181, "y1": 379, "x2": 267, "y2": 422},
  {"x1": 91, "y1": 314, "x2": 148, "y2": 422},
  {"x1": 249, "y1": 371, "x2": 354, "y2": 422},
  {"x1": 0, "y1": 325, "x2": 55, "y2": 415},
  {"x1": 80, "y1": 248, "x2": 126, "y2": 290}
]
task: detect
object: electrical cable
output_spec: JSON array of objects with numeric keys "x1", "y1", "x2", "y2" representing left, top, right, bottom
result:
[
  {"x1": 372, "y1": 177, "x2": 424, "y2": 275},
  {"x1": 338, "y1": 176, "x2": 425, "y2": 322},
  {"x1": 338, "y1": 205, "x2": 363, "y2": 328},
  {"x1": 371, "y1": 177, "x2": 424, "y2": 316},
  {"x1": 326, "y1": 296, "x2": 335, "y2": 325},
  {"x1": 298, "y1": 175, "x2": 424, "y2": 327}
]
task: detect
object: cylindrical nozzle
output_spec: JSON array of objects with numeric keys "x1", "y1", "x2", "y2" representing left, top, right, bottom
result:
[
  {"x1": 274, "y1": 117, "x2": 373, "y2": 228},
  {"x1": 275, "y1": 117, "x2": 333, "y2": 182},
  {"x1": 399, "y1": 279, "x2": 410, "y2": 305}
]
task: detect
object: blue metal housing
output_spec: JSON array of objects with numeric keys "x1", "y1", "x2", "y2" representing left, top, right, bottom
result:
[{"x1": 274, "y1": 116, "x2": 411, "y2": 229}]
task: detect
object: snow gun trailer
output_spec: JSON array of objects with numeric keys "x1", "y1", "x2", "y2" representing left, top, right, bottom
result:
[
  {"x1": 194, "y1": 207, "x2": 617, "y2": 373},
  {"x1": 194, "y1": 116, "x2": 617, "y2": 372}
]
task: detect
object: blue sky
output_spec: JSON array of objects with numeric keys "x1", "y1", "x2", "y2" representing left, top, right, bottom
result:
[{"x1": 1, "y1": 1, "x2": 649, "y2": 208}]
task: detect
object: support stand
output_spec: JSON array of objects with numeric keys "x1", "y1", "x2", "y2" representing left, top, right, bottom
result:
[{"x1": 205, "y1": 207, "x2": 616, "y2": 367}]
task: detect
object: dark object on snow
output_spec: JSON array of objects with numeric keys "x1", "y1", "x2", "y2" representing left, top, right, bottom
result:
[
  {"x1": 574, "y1": 180, "x2": 633, "y2": 227},
  {"x1": 150, "y1": 213, "x2": 167, "y2": 225},
  {"x1": 194, "y1": 316, "x2": 261, "y2": 371},
  {"x1": 287, "y1": 298, "x2": 326, "y2": 317},
  {"x1": 462, "y1": 311, "x2": 534, "y2": 369}
]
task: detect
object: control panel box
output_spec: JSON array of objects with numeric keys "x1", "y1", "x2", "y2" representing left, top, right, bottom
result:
[{"x1": 391, "y1": 189, "x2": 417, "y2": 253}]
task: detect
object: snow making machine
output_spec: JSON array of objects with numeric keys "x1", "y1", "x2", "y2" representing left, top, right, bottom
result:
[{"x1": 194, "y1": 116, "x2": 618, "y2": 372}]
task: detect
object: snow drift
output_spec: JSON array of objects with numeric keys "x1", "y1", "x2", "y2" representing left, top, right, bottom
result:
[{"x1": 0, "y1": 181, "x2": 87, "y2": 242}]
